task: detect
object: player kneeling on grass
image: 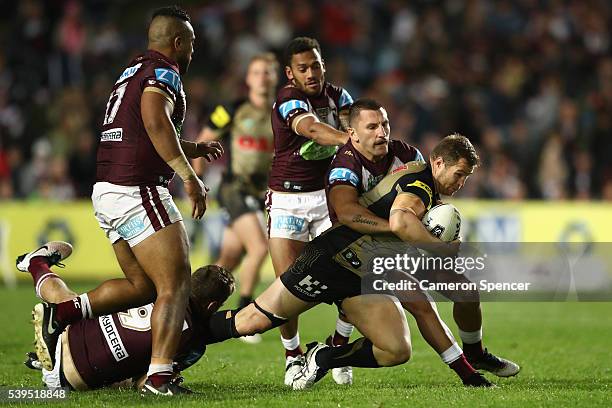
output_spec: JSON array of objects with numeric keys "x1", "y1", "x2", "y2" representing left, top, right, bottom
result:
[
  {"x1": 205, "y1": 135, "x2": 508, "y2": 389},
  {"x1": 17, "y1": 244, "x2": 234, "y2": 394}
]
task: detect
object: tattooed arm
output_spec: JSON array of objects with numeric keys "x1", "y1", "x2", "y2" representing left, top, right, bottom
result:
[{"x1": 329, "y1": 185, "x2": 391, "y2": 234}]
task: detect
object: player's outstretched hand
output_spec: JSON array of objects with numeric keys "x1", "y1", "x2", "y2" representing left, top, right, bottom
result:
[
  {"x1": 184, "y1": 176, "x2": 208, "y2": 219},
  {"x1": 197, "y1": 141, "x2": 224, "y2": 162}
]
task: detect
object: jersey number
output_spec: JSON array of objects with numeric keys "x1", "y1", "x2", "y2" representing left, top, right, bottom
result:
[
  {"x1": 117, "y1": 305, "x2": 152, "y2": 332},
  {"x1": 103, "y1": 82, "x2": 128, "y2": 126}
]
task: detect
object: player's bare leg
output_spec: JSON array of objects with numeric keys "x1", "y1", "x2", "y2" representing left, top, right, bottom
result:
[
  {"x1": 292, "y1": 294, "x2": 412, "y2": 390},
  {"x1": 231, "y1": 212, "x2": 268, "y2": 306},
  {"x1": 84, "y1": 239, "x2": 157, "y2": 314},
  {"x1": 269, "y1": 237, "x2": 305, "y2": 343},
  {"x1": 205, "y1": 278, "x2": 317, "y2": 342},
  {"x1": 269, "y1": 237, "x2": 307, "y2": 383},
  {"x1": 129, "y1": 222, "x2": 192, "y2": 385},
  {"x1": 216, "y1": 227, "x2": 243, "y2": 272},
  {"x1": 430, "y1": 268, "x2": 520, "y2": 377}
]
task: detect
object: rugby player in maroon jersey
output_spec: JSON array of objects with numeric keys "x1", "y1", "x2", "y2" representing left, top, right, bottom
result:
[
  {"x1": 266, "y1": 37, "x2": 357, "y2": 386},
  {"x1": 17, "y1": 241, "x2": 234, "y2": 393},
  {"x1": 29, "y1": 6, "x2": 225, "y2": 396}
]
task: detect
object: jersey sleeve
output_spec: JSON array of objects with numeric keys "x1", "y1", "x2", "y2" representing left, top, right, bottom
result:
[
  {"x1": 275, "y1": 87, "x2": 310, "y2": 128},
  {"x1": 396, "y1": 173, "x2": 434, "y2": 209},
  {"x1": 327, "y1": 147, "x2": 361, "y2": 189},
  {"x1": 142, "y1": 66, "x2": 182, "y2": 105}
]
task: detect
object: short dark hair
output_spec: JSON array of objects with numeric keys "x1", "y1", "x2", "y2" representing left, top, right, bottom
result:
[
  {"x1": 284, "y1": 37, "x2": 321, "y2": 66},
  {"x1": 348, "y1": 98, "x2": 383, "y2": 126},
  {"x1": 191, "y1": 265, "x2": 235, "y2": 304},
  {"x1": 430, "y1": 133, "x2": 480, "y2": 167},
  {"x1": 152, "y1": 5, "x2": 191, "y2": 23}
]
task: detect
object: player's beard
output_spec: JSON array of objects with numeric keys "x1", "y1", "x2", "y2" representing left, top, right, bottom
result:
[{"x1": 178, "y1": 56, "x2": 191, "y2": 75}]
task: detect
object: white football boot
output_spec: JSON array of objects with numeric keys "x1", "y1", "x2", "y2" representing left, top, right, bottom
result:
[
  {"x1": 16, "y1": 241, "x2": 73, "y2": 272},
  {"x1": 284, "y1": 354, "x2": 305, "y2": 386},
  {"x1": 291, "y1": 342, "x2": 329, "y2": 390}
]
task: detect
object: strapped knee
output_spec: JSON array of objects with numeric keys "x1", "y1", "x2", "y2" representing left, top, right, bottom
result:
[{"x1": 253, "y1": 301, "x2": 288, "y2": 329}]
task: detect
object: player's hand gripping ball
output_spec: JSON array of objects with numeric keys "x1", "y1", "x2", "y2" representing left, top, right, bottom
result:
[{"x1": 422, "y1": 203, "x2": 461, "y2": 242}]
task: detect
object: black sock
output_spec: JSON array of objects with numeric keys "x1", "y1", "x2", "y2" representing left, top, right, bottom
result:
[
  {"x1": 238, "y1": 295, "x2": 252, "y2": 309},
  {"x1": 315, "y1": 338, "x2": 380, "y2": 370},
  {"x1": 205, "y1": 309, "x2": 240, "y2": 345}
]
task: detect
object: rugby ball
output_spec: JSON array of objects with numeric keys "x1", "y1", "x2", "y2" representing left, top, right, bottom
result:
[{"x1": 422, "y1": 203, "x2": 461, "y2": 242}]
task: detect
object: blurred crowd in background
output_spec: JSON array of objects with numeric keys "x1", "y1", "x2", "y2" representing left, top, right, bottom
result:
[{"x1": 0, "y1": 0, "x2": 611, "y2": 201}]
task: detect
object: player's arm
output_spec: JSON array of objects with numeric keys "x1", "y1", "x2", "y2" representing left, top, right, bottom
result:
[
  {"x1": 330, "y1": 185, "x2": 390, "y2": 234},
  {"x1": 389, "y1": 193, "x2": 459, "y2": 256},
  {"x1": 293, "y1": 113, "x2": 348, "y2": 146},
  {"x1": 141, "y1": 90, "x2": 207, "y2": 219}
]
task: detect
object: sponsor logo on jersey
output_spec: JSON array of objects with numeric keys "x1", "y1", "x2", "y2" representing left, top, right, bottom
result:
[
  {"x1": 329, "y1": 167, "x2": 359, "y2": 187},
  {"x1": 154, "y1": 68, "x2": 182, "y2": 92},
  {"x1": 100, "y1": 128, "x2": 123, "y2": 142},
  {"x1": 115, "y1": 63, "x2": 142, "y2": 84},
  {"x1": 117, "y1": 216, "x2": 146, "y2": 240},
  {"x1": 99, "y1": 315, "x2": 129, "y2": 362},
  {"x1": 273, "y1": 215, "x2": 305, "y2": 232}
]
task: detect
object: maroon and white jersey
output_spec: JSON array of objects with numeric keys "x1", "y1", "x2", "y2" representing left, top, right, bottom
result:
[
  {"x1": 326, "y1": 139, "x2": 424, "y2": 223},
  {"x1": 67, "y1": 302, "x2": 205, "y2": 389},
  {"x1": 268, "y1": 82, "x2": 353, "y2": 192},
  {"x1": 96, "y1": 50, "x2": 186, "y2": 187}
]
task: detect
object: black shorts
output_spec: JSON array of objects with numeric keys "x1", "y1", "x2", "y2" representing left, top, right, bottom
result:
[
  {"x1": 280, "y1": 240, "x2": 363, "y2": 305},
  {"x1": 217, "y1": 180, "x2": 264, "y2": 223}
]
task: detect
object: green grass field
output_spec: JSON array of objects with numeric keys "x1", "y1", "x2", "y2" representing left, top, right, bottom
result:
[{"x1": 1, "y1": 283, "x2": 610, "y2": 407}]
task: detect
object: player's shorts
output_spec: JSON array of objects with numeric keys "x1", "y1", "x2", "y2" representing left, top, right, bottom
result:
[
  {"x1": 92, "y1": 182, "x2": 183, "y2": 247},
  {"x1": 265, "y1": 188, "x2": 331, "y2": 242},
  {"x1": 279, "y1": 240, "x2": 363, "y2": 305},
  {"x1": 218, "y1": 179, "x2": 264, "y2": 223}
]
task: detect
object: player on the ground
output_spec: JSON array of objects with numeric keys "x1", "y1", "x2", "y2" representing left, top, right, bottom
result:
[
  {"x1": 17, "y1": 241, "x2": 234, "y2": 393},
  {"x1": 326, "y1": 99, "x2": 520, "y2": 378},
  {"x1": 267, "y1": 36, "x2": 355, "y2": 386},
  {"x1": 204, "y1": 133, "x2": 498, "y2": 389},
  {"x1": 196, "y1": 53, "x2": 279, "y2": 344},
  {"x1": 29, "y1": 6, "x2": 224, "y2": 396}
]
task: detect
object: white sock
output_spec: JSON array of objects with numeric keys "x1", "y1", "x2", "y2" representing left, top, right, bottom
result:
[
  {"x1": 147, "y1": 363, "x2": 173, "y2": 377},
  {"x1": 79, "y1": 293, "x2": 94, "y2": 319},
  {"x1": 439, "y1": 342, "x2": 463, "y2": 364},
  {"x1": 458, "y1": 328, "x2": 482, "y2": 344},
  {"x1": 335, "y1": 317, "x2": 354, "y2": 338},
  {"x1": 281, "y1": 333, "x2": 300, "y2": 351}
]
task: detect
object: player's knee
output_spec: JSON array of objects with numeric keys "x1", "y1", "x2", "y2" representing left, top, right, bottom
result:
[
  {"x1": 404, "y1": 300, "x2": 436, "y2": 319},
  {"x1": 235, "y1": 304, "x2": 272, "y2": 334},
  {"x1": 388, "y1": 340, "x2": 412, "y2": 365}
]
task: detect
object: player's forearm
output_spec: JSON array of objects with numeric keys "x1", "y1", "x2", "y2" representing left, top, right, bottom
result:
[
  {"x1": 390, "y1": 210, "x2": 444, "y2": 246},
  {"x1": 305, "y1": 122, "x2": 348, "y2": 146},
  {"x1": 145, "y1": 122, "x2": 197, "y2": 181},
  {"x1": 337, "y1": 204, "x2": 390, "y2": 234}
]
